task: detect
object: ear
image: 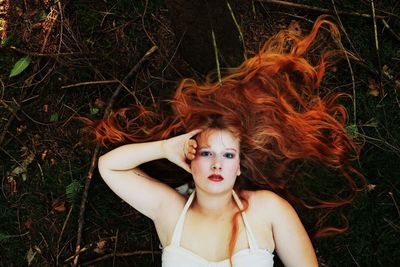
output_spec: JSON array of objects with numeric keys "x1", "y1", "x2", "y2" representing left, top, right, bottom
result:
[{"x1": 237, "y1": 168, "x2": 241, "y2": 176}]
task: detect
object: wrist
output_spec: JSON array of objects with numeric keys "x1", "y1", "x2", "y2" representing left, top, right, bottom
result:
[{"x1": 160, "y1": 139, "x2": 168, "y2": 158}]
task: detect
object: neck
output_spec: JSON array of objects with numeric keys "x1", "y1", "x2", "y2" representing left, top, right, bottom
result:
[{"x1": 191, "y1": 188, "x2": 237, "y2": 219}]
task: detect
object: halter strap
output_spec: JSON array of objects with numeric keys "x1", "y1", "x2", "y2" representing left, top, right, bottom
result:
[
  {"x1": 170, "y1": 190, "x2": 196, "y2": 245},
  {"x1": 232, "y1": 190, "x2": 259, "y2": 251},
  {"x1": 170, "y1": 190, "x2": 259, "y2": 251}
]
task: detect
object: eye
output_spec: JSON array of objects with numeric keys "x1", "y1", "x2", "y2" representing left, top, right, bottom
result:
[
  {"x1": 200, "y1": 151, "x2": 212, "y2": 157},
  {"x1": 224, "y1": 153, "x2": 235, "y2": 159}
]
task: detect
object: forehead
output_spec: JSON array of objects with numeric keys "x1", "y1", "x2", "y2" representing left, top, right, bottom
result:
[{"x1": 196, "y1": 129, "x2": 240, "y2": 149}]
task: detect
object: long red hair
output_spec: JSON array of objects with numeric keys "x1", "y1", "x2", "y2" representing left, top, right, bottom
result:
[{"x1": 83, "y1": 15, "x2": 365, "y2": 265}]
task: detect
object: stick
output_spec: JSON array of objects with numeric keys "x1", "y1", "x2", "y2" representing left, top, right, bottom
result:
[
  {"x1": 381, "y1": 19, "x2": 400, "y2": 42},
  {"x1": 61, "y1": 80, "x2": 120, "y2": 89},
  {"x1": 9, "y1": 46, "x2": 93, "y2": 57},
  {"x1": 256, "y1": 0, "x2": 386, "y2": 19},
  {"x1": 370, "y1": 0, "x2": 383, "y2": 95},
  {"x1": 331, "y1": 0, "x2": 357, "y2": 124},
  {"x1": 56, "y1": 204, "x2": 74, "y2": 266},
  {"x1": 72, "y1": 45, "x2": 158, "y2": 266}
]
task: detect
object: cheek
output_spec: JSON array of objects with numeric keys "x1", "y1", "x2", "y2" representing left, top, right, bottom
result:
[
  {"x1": 191, "y1": 157, "x2": 210, "y2": 174},
  {"x1": 223, "y1": 159, "x2": 240, "y2": 174}
]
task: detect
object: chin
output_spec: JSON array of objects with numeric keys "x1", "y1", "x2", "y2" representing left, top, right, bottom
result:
[{"x1": 197, "y1": 181, "x2": 234, "y2": 194}]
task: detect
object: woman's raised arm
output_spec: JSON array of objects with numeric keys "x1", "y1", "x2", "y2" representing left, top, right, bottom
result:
[{"x1": 97, "y1": 129, "x2": 201, "y2": 221}]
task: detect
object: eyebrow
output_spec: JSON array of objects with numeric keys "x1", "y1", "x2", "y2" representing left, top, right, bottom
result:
[{"x1": 199, "y1": 146, "x2": 237, "y2": 152}]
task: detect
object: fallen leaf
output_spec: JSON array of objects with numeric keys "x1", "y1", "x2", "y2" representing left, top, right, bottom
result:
[
  {"x1": 288, "y1": 20, "x2": 302, "y2": 36},
  {"x1": 52, "y1": 200, "x2": 65, "y2": 213},
  {"x1": 26, "y1": 247, "x2": 36, "y2": 266},
  {"x1": 24, "y1": 218, "x2": 33, "y2": 229},
  {"x1": 16, "y1": 125, "x2": 27, "y2": 135},
  {"x1": 368, "y1": 78, "x2": 379, "y2": 97},
  {"x1": 94, "y1": 239, "x2": 107, "y2": 254},
  {"x1": 367, "y1": 184, "x2": 376, "y2": 191},
  {"x1": 10, "y1": 57, "x2": 32, "y2": 78},
  {"x1": 41, "y1": 150, "x2": 48, "y2": 160},
  {"x1": 95, "y1": 98, "x2": 106, "y2": 108},
  {"x1": 7, "y1": 151, "x2": 35, "y2": 182}
]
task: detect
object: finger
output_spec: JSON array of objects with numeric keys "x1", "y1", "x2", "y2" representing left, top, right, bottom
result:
[
  {"x1": 187, "y1": 153, "x2": 195, "y2": 160},
  {"x1": 187, "y1": 128, "x2": 202, "y2": 138},
  {"x1": 188, "y1": 139, "x2": 197, "y2": 148}
]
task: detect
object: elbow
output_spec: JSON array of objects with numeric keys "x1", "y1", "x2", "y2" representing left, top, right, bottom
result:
[{"x1": 97, "y1": 155, "x2": 109, "y2": 174}]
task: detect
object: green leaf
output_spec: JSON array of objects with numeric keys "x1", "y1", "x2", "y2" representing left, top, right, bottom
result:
[
  {"x1": 9, "y1": 57, "x2": 32, "y2": 78},
  {"x1": 90, "y1": 107, "x2": 99, "y2": 115},
  {"x1": 346, "y1": 124, "x2": 358, "y2": 138},
  {"x1": 50, "y1": 112, "x2": 59, "y2": 122},
  {"x1": 0, "y1": 232, "x2": 11, "y2": 242},
  {"x1": 66, "y1": 180, "x2": 83, "y2": 203},
  {"x1": 1, "y1": 36, "x2": 12, "y2": 47},
  {"x1": 35, "y1": 10, "x2": 48, "y2": 22}
]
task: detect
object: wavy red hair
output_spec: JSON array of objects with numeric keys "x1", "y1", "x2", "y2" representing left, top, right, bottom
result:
[{"x1": 82, "y1": 15, "x2": 365, "y2": 266}]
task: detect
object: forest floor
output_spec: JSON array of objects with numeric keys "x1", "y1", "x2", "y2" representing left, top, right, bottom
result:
[{"x1": 0, "y1": 0, "x2": 399, "y2": 266}]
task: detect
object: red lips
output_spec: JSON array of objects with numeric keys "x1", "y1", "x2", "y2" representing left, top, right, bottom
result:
[{"x1": 208, "y1": 174, "x2": 224, "y2": 182}]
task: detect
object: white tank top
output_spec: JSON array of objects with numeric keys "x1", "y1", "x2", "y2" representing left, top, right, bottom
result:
[{"x1": 162, "y1": 190, "x2": 274, "y2": 267}]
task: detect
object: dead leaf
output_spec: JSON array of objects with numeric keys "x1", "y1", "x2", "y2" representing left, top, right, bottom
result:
[
  {"x1": 41, "y1": 150, "x2": 48, "y2": 160},
  {"x1": 7, "y1": 151, "x2": 35, "y2": 182},
  {"x1": 24, "y1": 218, "x2": 33, "y2": 229},
  {"x1": 52, "y1": 200, "x2": 65, "y2": 213},
  {"x1": 50, "y1": 158, "x2": 56, "y2": 166},
  {"x1": 288, "y1": 20, "x2": 302, "y2": 36},
  {"x1": 94, "y1": 239, "x2": 107, "y2": 254},
  {"x1": 366, "y1": 184, "x2": 376, "y2": 191},
  {"x1": 368, "y1": 78, "x2": 380, "y2": 97},
  {"x1": 16, "y1": 125, "x2": 27, "y2": 135},
  {"x1": 95, "y1": 98, "x2": 106, "y2": 108},
  {"x1": 26, "y1": 247, "x2": 36, "y2": 266},
  {"x1": 43, "y1": 104, "x2": 49, "y2": 113}
]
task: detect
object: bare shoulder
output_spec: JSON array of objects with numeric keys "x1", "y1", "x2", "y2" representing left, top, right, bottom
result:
[
  {"x1": 153, "y1": 191, "x2": 187, "y2": 246},
  {"x1": 243, "y1": 190, "x2": 295, "y2": 222},
  {"x1": 244, "y1": 189, "x2": 290, "y2": 209}
]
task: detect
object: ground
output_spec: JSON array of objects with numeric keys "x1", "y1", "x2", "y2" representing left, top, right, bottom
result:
[{"x1": 0, "y1": 0, "x2": 399, "y2": 266}]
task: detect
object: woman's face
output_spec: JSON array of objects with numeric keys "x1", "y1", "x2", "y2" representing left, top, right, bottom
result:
[{"x1": 191, "y1": 129, "x2": 241, "y2": 194}]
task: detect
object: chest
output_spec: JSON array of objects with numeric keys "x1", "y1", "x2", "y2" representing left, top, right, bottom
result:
[{"x1": 179, "y1": 208, "x2": 273, "y2": 262}]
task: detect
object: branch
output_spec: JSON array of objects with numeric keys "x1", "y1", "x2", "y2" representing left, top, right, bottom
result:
[
  {"x1": 72, "y1": 45, "x2": 158, "y2": 266},
  {"x1": 257, "y1": 0, "x2": 386, "y2": 19}
]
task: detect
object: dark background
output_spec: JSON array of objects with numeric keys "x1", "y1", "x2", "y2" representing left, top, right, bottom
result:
[{"x1": 0, "y1": 0, "x2": 399, "y2": 266}]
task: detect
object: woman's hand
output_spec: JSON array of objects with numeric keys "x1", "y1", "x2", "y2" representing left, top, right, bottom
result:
[{"x1": 162, "y1": 129, "x2": 202, "y2": 173}]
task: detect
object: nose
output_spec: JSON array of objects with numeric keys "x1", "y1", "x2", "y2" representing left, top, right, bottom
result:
[{"x1": 211, "y1": 160, "x2": 222, "y2": 171}]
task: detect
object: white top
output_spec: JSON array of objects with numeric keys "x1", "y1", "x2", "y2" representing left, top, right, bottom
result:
[{"x1": 162, "y1": 190, "x2": 274, "y2": 266}]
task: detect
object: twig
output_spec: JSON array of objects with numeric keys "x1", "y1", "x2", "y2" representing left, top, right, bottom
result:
[
  {"x1": 112, "y1": 229, "x2": 119, "y2": 267},
  {"x1": 61, "y1": 80, "x2": 120, "y2": 89},
  {"x1": 381, "y1": 19, "x2": 400, "y2": 43},
  {"x1": 56, "y1": 204, "x2": 74, "y2": 266},
  {"x1": 256, "y1": 0, "x2": 386, "y2": 19},
  {"x1": 388, "y1": 192, "x2": 400, "y2": 218},
  {"x1": 331, "y1": 0, "x2": 357, "y2": 124},
  {"x1": 72, "y1": 45, "x2": 158, "y2": 266},
  {"x1": 383, "y1": 217, "x2": 400, "y2": 232},
  {"x1": 80, "y1": 250, "x2": 161, "y2": 266},
  {"x1": 370, "y1": 0, "x2": 383, "y2": 95},
  {"x1": 346, "y1": 245, "x2": 361, "y2": 267},
  {"x1": 9, "y1": 46, "x2": 92, "y2": 57}
]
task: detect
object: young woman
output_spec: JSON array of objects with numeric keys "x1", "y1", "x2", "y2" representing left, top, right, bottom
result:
[{"x1": 91, "y1": 16, "x2": 363, "y2": 266}]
